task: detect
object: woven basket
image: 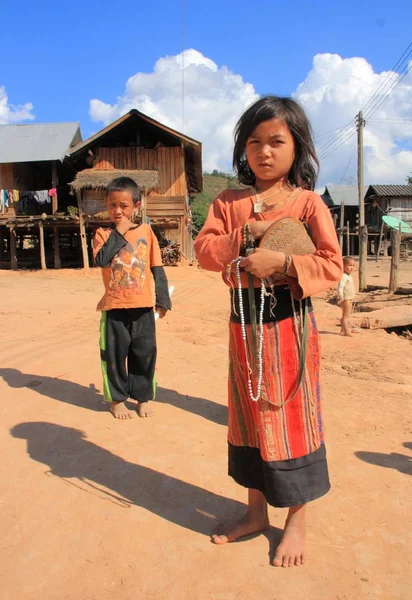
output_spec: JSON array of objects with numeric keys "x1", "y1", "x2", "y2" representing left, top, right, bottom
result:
[{"x1": 259, "y1": 218, "x2": 316, "y2": 281}]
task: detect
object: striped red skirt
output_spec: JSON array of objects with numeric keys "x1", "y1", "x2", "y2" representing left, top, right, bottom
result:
[{"x1": 227, "y1": 286, "x2": 330, "y2": 507}]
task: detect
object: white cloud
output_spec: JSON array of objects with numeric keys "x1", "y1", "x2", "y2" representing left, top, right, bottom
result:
[
  {"x1": 89, "y1": 49, "x2": 258, "y2": 172},
  {"x1": 0, "y1": 86, "x2": 35, "y2": 124},
  {"x1": 89, "y1": 50, "x2": 412, "y2": 185},
  {"x1": 294, "y1": 53, "x2": 412, "y2": 186}
]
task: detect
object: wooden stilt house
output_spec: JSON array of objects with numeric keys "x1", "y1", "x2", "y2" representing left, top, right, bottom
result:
[
  {"x1": 0, "y1": 122, "x2": 82, "y2": 269},
  {"x1": 67, "y1": 109, "x2": 203, "y2": 266}
]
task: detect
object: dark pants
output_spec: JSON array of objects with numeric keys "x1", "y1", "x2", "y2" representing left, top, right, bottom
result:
[{"x1": 99, "y1": 307, "x2": 156, "y2": 403}]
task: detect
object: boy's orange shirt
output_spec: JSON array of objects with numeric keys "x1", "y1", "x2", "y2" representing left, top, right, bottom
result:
[{"x1": 93, "y1": 223, "x2": 163, "y2": 311}]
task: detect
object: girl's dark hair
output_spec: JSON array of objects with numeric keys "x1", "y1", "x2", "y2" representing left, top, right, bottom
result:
[
  {"x1": 106, "y1": 176, "x2": 141, "y2": 203},
  {"x1": 233, "y1": 96, "x2": 319, "y2": 190}
]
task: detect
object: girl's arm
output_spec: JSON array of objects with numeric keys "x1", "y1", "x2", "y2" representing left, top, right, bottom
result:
[
  {"x1": 288, "y1": 194, "x2": 343, "y2": 300},
  {"x1": 194, "y1": 193, "x2": 244, "y2": 272}
]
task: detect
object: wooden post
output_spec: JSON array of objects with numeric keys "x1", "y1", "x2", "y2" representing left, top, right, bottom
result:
[
  {"x1": 53, "y1": 228, "x2": 61, "y2": 269},
  {"x1": 0, "y1": 227, "x2": 4, "y2": 260},
  {"x1": 339, "y1": 201, "x2": 344, "y2": 251},
  {"x1": 51, "y1": 161, "x2": 61, "y2": 268},
  {"x1": 10, "y1": 226, "x2": 17, "y2": 270},
  {"x1": 77, "y1": 191, "x2": 89, "y2": 269},
  {"x1": 39, "y1": 222, "x2": 46, "y2": 270},
  {"x1": 359, "y1": 225, "x2": 368, "y2": 291},
  {"x1": 346, "y1": 221, "x2": 350, "y2": 256},
  {"x1": 333, "y1": 213, "x2": 338, "y2": 229},
  {"x1": 51, "y1": 162, "x2": 58, "y2": 215},
  {"x1": 389, "y1": 227, "x2": 401, "y2": 293},
  {"x1": 376, "y1": 221, "x2": 385, "y2": 263}
]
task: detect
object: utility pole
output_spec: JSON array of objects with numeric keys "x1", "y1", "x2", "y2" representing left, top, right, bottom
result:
[{"x1": 357, "y1": 110, "x2": 367, "y2": 291}]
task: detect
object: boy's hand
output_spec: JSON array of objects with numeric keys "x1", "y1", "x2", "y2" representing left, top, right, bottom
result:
[
  {"x1": 155, "y1": 307, "x2": 167, "y2": 319},
  {"x1": 116, "y1": 215, "x2": 132, "y2": 236}
]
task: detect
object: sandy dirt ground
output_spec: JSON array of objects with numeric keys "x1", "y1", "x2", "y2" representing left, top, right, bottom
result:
[{"x1": 1, "y1": 259, "x2": 411, "y2": 600}]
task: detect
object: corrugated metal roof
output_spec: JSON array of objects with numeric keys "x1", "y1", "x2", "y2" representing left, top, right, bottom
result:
[
  {"x1": 323, "y1": 184, "x2": 368, "y2": 206},
  {"x1": 0, "y1": 122, "x2": 82, "y2": 164},
  {"x1": 366, "y1": 185, "x2": 412, "y2": 198}
]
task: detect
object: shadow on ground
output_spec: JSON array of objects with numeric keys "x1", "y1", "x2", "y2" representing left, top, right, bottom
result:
[{"x1": 0, "y1": 368, "x2": 227, "y2": 426}]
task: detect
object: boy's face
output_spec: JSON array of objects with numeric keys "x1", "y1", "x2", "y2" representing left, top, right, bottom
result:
[
  {"x1": 106, "y1": 191, "x2": 140, "y2": 225},
  {"x1": 344, "y1": 260, "x2": 356, "y2": 274}
]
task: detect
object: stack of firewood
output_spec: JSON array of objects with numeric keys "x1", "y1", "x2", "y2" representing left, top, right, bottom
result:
[{"x1": 161, "y1": 242, "x2": 181, "y2": 266}]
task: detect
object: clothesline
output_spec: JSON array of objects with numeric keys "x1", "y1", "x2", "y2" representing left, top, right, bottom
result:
[{"x1": 0, "y1": 188, "x2": 57, "y2": 212}]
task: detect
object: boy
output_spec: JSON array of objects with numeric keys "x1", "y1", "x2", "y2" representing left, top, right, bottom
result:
[
  {"x1": 93, "y1": 177, "x2": 171, "y2": 420},
  {"x1": 337, "y1": 256, "x2": 356, "y2": 336}
]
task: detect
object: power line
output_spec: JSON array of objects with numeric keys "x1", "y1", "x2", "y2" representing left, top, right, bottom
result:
[
  {"x1": 181, "y1": 0, "x2": 185, "y2": 133},
  {"x1": 361, "y1": 41, "x2": 412, "y2": 117},
  {"x1": 367, "y1": 123, "x2": 412, "y2": 143},
  {"x1": 318, "y1": 126, "x2": 357, "y2": 161},
  {"x1": 363, "y1": 46, "x2": 412, "y2": 120},
  {"x1": 317, "y1": 119, "x2": 356, "y2": 157}
]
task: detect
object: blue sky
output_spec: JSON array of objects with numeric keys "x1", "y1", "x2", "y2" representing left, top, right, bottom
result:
[{"x1": 1, "y1": 0, "x2": 412, "y2": 185}]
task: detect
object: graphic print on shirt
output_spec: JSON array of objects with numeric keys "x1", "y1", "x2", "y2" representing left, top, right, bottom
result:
[{"x1": 108, "y1": 239, "x2": 147, "y2": 297}]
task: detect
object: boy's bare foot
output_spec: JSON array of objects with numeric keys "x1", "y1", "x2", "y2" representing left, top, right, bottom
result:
[
  {"x1": 110, "y1": 401, "x2": 136, "y2": 420},
  {"x1": 137, "y1": 401, "x2": 155, "y2": 418},
  {"x1": 273, "y1": 505, "x2": 306, "y2": 567},
  {"x1": 340, "y1": 331, "x2": 353, "y2": 337},
  {"x1": 211, "y1": 511, "x2": 270, "y2": 544}
]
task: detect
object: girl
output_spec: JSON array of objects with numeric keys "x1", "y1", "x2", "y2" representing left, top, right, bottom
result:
[{"x1": 194, "y1": 96, "x2": 342, "y2": 567}]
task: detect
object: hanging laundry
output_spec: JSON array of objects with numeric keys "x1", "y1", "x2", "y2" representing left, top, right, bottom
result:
[
  {"x1": 49, "y1": 188, "x2": 57, "y2": 197},
  {"x1": 34, "y1": 190, "x2": 50, "y2": 204}
]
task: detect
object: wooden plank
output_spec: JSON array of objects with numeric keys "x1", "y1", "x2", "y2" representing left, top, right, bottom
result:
[
  {"x1": 10, "y1": 226, "x2": 17, "y2": 270},
  {"x1": 39, "y1": 222, "x2": 46, "y2": 270},
  {"x1": 352, "y1": 306, "x2": 412, "y2": 330}
]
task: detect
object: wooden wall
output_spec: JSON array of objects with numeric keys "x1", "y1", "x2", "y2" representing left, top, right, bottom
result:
[
  {"x1": 0, "y1": 164, "x2": 13, "y2": 190},
  {"x1": 93, "y1": 146, "x2": 187, "y2": 198}
]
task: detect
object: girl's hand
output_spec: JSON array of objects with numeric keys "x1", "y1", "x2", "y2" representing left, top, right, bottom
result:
[
  {"x1": 248, "y1": 221, "x2": 274, "y2": 240},
  {"x1": 156, "y1": 307, "x2": 167, "y2": 319},
  {"x1": 240, "y1": 248, "x2": 286, "y2": 279}
]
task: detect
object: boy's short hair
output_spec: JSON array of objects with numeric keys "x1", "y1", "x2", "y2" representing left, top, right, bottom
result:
[
  {"x1": 106, "y1": 177, "x2": 141, "y2": 204},
  {"x1": 343, "y1": 256, "x2": 355, "y2": 264}
]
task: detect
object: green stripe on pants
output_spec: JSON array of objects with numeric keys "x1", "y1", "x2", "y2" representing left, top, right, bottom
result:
[{"x1": 99, "y1": 311, "x2": 112, "y2": 403}]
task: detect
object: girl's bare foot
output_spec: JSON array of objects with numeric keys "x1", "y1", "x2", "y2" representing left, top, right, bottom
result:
[
  {"x1": 137, "y1": 401, "x2": 155, "y2": 418},
  {"x1": 110, "y1": 401, "x2": 136, "y2": 420},
  {"x1": 212, "y1": 511, "x2": 270, "y2": 544},
  {"x1": 212, "y1": 488, "x2": 269, "y2": 544},
  {"x1": 273, "y1": 504, "x2": 306, "y2": 567}
]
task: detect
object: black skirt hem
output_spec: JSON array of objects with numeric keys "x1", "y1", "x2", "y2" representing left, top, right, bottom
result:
[{"x1": 228, "y1": 443, "x2": 331, "y2": 508}]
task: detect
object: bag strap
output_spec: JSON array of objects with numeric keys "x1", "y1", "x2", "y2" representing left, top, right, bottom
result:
[{"x1": 274, "y1": 297, "x2": 309, "y2": 408}]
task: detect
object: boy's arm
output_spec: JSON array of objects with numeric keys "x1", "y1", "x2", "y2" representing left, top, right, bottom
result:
[
  {"x1": 151, "y1": 266, "x2": 172, "y2": 311},
  {"x1": 93, "y1": 228, "x2": 127, "y2": 267},
  {"x1": 149, "y1": 228, "x2": 171, "y2": 311}
]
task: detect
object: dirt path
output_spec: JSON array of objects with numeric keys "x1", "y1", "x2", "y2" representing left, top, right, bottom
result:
[{"x1": 0, "y1": 261, "x2": 411, "y2": 600}]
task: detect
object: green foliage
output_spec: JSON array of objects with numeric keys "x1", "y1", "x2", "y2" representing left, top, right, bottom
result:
[{"x1": 191, "y1": 172, "x2": 240, "y2": 234}]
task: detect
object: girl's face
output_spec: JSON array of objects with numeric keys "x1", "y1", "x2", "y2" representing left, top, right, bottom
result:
[{"x1": 245, "y1": 118, "x2": 295, "y2": 188}]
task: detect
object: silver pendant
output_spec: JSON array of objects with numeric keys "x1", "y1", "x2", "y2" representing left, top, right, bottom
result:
[{"x1": 254, "y1": 202, "x2": 262, "y2": 214}]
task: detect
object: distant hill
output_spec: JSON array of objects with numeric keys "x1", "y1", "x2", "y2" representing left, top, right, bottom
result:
[{"x1": 191, "y1": 172, "x2": 240, "y2": 233}]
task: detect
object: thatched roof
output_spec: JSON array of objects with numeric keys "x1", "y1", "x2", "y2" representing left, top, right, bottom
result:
[{"x1": 70, "y1": 169, "x2": 159, "y2": 192}]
